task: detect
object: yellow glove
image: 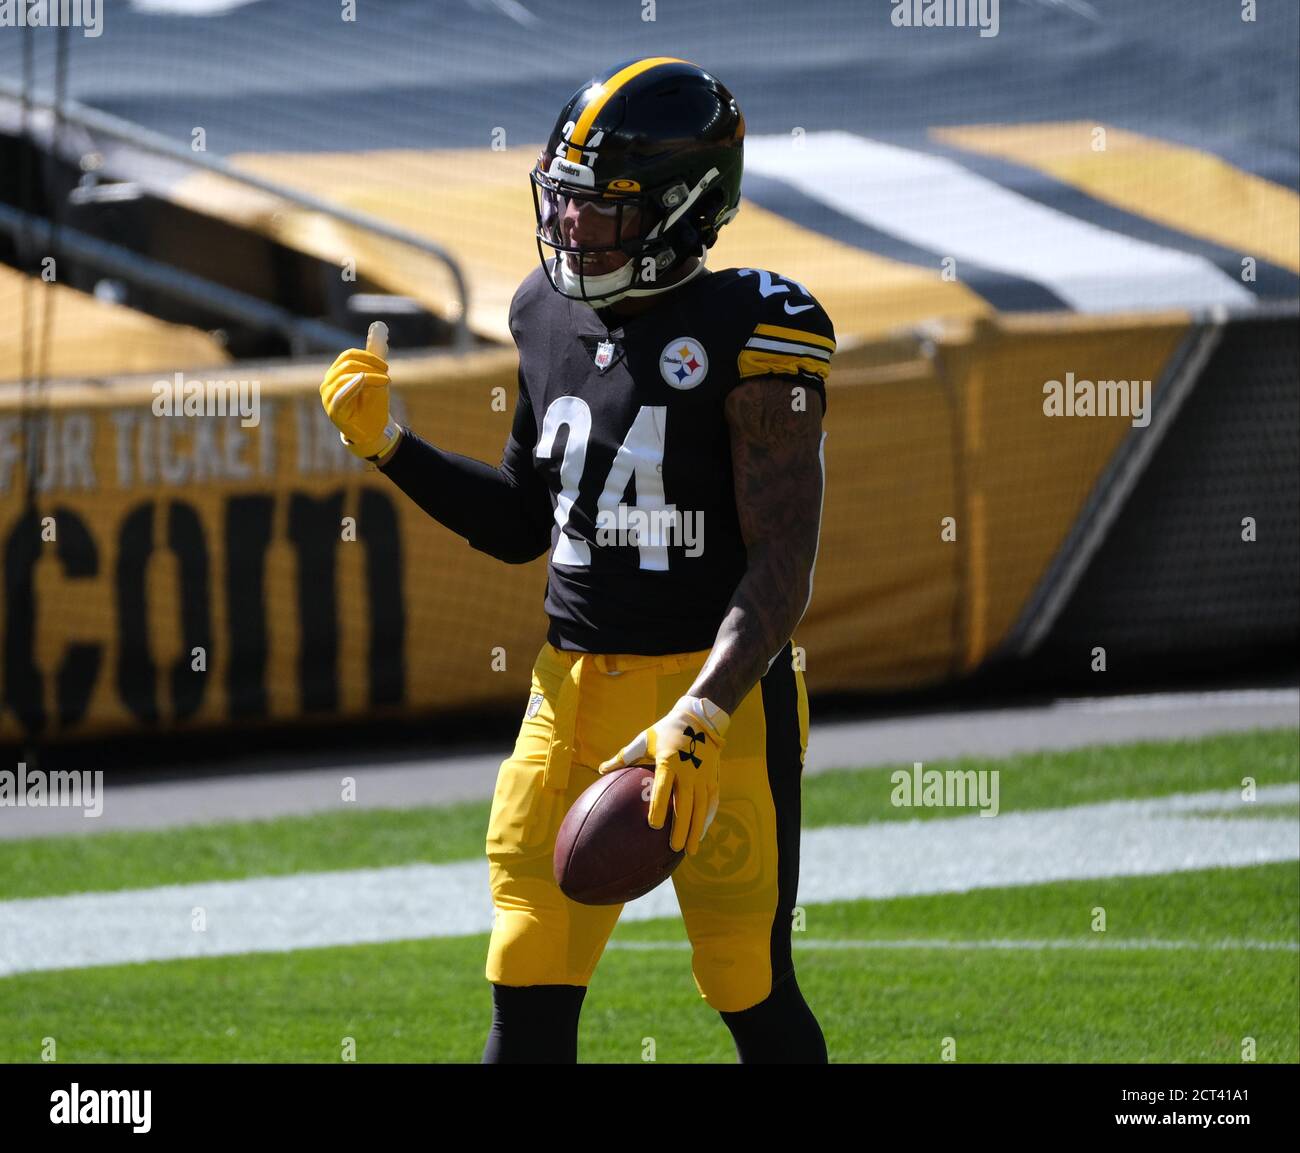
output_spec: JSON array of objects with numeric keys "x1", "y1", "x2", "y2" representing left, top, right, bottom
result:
[
  {"x1": 319, "y1": 321, "x2": 402, "y2": 461},
  {"x1": 598, "y1": 695, "x2": 730, "y2": 856}
]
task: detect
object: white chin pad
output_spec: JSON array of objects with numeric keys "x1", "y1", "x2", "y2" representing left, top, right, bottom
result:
[{"x1": 556, "y1": 256, "x2": 635, "y2": 304}]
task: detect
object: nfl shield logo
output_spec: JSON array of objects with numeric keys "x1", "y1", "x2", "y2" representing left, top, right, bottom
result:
[{"x1": 594, "y1": 339, "x2": 615, "y2": 370}]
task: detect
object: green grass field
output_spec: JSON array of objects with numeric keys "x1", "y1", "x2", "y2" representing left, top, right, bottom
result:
[{"x1": 1, "y1": 728, "x2": 1296, "y2": 1063}]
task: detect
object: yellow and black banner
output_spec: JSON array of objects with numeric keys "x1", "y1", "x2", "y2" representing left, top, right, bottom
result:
[{"x1": 2, "y1": 308, "x2": 1276, "y2": 741}]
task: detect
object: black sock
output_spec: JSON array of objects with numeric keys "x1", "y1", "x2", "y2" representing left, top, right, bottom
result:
[
  {"x1": 719, "y1": 971, "x2": 827, "y2": 1063},
  {"x1": 481, "y1": 983, "x2": 588, "y2": 1064}
]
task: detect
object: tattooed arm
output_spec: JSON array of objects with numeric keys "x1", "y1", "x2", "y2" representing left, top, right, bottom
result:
[{"x1": 688, "y1": 376, "x2": 825, "y2": 714}]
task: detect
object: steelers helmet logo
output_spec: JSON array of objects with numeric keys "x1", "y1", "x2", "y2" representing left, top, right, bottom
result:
[{"x1": 660, "y1": 337, "x2": 709, "y2": 390}]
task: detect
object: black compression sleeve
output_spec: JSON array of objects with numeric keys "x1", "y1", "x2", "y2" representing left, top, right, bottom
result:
[{"x1": 379, "y1": 425, "x2": 553, "y2": 565}]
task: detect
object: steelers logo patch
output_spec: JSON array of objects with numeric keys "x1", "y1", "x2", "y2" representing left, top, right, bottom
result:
[
  {"x1": 660, "y1": 337, "x2": 709, "y2": 390},
  {"x1": 692, "y1": 808, "x2": 751, "y2": 879}
]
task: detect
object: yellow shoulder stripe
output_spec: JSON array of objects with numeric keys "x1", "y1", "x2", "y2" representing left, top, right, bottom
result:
[
  {"x1": 752, "y1": 323, "x2": 836, "y2": 351},
  {"x1": 738, "y1": 349, "x2": 831, "y2": 381}
]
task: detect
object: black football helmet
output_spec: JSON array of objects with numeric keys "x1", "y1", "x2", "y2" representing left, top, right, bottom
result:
[{"x1": 531, "y1": 57, "x2": 745, "y2": 306}]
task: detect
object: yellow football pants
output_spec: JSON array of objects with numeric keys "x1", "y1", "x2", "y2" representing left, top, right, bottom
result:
[{"x1": 485, "y1": 641, "x2": 810, "y2": 1013}]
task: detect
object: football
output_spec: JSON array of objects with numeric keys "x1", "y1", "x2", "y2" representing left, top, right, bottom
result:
[{"x1": 553, "y1": 765, "x2": 685, "y2": 905}]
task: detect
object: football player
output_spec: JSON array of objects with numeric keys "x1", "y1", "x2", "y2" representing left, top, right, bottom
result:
[{"x1": 320, "y1": 57, "x2": 833, "y2": 1063}]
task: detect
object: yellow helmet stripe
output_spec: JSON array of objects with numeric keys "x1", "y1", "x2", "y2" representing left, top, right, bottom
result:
[
  {"x1": 753, "y1": 323, "x2": 836, "y2": 352},
  {"x1": 565, "y1": 57, "x2": 689, "y2": 161}
]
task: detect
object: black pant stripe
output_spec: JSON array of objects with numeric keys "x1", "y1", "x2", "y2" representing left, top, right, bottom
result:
[{"x1": 759, "y1": 641, "x2": 803, "y2": 986}]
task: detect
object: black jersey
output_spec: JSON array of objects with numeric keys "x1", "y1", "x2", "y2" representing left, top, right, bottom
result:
[{"x1": 502, "y1": 263, "x2": 835, "y2": 655}]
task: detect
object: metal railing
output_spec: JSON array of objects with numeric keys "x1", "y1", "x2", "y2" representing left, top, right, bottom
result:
[
  {"x1": 0, "y1": 81, "x2": 473, "y2": 351},
  {"x1": 0, "y1": 202, "x2": 360, "y2": 357}
]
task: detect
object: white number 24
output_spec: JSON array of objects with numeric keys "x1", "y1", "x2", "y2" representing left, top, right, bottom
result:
[{"x1": 535, "y1": 397, "x2": 676, "y2": 571}]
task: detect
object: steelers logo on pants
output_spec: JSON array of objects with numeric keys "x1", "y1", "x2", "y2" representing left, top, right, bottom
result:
[
  {"x1": 693, "y1": 807, "x2": 752, "y2": 878},
  {"x1": 660, "y1": 337, "x2": 709, "y2": 389},
  {"x1": 679, "y1": 799, "x2": 766, "y2": 899}
]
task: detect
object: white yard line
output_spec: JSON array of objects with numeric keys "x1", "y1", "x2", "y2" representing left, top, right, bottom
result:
[{"x1": 1, "y1": 785, "x2": 1295, "y2": 977}]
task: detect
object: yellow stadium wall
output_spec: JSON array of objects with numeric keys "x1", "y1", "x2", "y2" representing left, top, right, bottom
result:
[{"x1": 0, "y1": 312, "x2": 1189, "y2": 741}]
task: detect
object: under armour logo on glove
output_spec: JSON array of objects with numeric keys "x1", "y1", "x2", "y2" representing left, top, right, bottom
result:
[
  {"x1": 597, "y1": 694, "x2": 731, "y2": 855},
  {"x1": 678, "y1": 726, "x2": 706, "y2": 768}
]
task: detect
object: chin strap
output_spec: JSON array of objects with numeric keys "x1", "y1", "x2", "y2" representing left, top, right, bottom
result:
[
  {"x1": 621, "y1": 251, "x2": 709, "y2": 300},
  {"x1": 558, "y1": 249, "x2": 708, "y2": 307}
]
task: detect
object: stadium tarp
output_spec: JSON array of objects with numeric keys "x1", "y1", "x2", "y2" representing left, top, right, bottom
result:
[{"x1": 7, "y1": 307, "x2": 1296, "y2": 741}]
